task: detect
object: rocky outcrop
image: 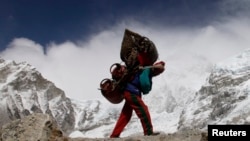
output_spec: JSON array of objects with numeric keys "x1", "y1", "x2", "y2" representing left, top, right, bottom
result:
[{"x1": 0, "y1": 113, "x2": 67, "y2": 141}]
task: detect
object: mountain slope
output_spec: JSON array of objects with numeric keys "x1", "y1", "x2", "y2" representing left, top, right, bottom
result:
[
  {"x1": 0, "y1": 58, "x2": 75, "y2": 134},
  {"x1": 178, "y1": 49, "x2": 250, "y2": 130}
]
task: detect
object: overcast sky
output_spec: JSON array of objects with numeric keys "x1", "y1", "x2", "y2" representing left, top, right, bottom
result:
[{"x1": 0, "y1": 0, "x2": 250, "y2": 101}]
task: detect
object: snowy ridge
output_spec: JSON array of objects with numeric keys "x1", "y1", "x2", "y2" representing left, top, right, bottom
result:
[
  {"x1": 0, "y1": 58, "x2": 75, "y2": 134},
  {"x1": 70, "y1": 99, "x2": 123, "y2": 137},
  {"x1": 178, "y1": 49, "x2": 250, "y2": 130}
]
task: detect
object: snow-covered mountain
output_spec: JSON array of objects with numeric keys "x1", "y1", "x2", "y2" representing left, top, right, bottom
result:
[
  {"x1": 179, "y1": 49, "x2": 250, "y2": 130},
  {"x1": 1, "y1": 48, "x2": 250, "y2": 138},
  {"x1": 0, "y1": 58, "x2": 75, "y2": 134}
]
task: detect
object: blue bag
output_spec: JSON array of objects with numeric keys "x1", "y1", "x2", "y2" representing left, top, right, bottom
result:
[{"x1": 139, "y1": 68, "x2": 152, "y2": 94}]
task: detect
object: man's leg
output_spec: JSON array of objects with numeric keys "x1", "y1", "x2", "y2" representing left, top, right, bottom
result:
[
  {"x1": 110, "y1": 101, "x2": 133, "y2": 138},
  {"x1": 126, "y1": 93, "x2": 153, "y2": 135}
]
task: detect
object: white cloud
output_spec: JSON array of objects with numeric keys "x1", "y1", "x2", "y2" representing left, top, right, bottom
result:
[
  {"x1": 2, "y1": 38, "x2": 46, "y2": 64},
  {"x1": 1, "y1": 16, "x2": 250, "y2": 101}
]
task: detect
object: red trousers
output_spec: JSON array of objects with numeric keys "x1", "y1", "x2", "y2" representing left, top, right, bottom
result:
[{"x1": 110, "y1": 91, "x2": 153, "y2": 137}]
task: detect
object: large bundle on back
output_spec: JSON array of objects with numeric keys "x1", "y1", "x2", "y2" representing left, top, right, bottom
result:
[
  {"x1": 120, "y1": 29, "x2": 158, "y2": 68},
  {"x1": 99, "y1": 29, "x2": 159, "y2": 104}
]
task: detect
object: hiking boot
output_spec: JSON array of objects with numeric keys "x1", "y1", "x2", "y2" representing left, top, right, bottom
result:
[
  {"x1": 110, "y1": 135, "x2": 120, "y2": 138},
  {"x1": 145, "y1": 132, "x2": 160, "y2": 136}
]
